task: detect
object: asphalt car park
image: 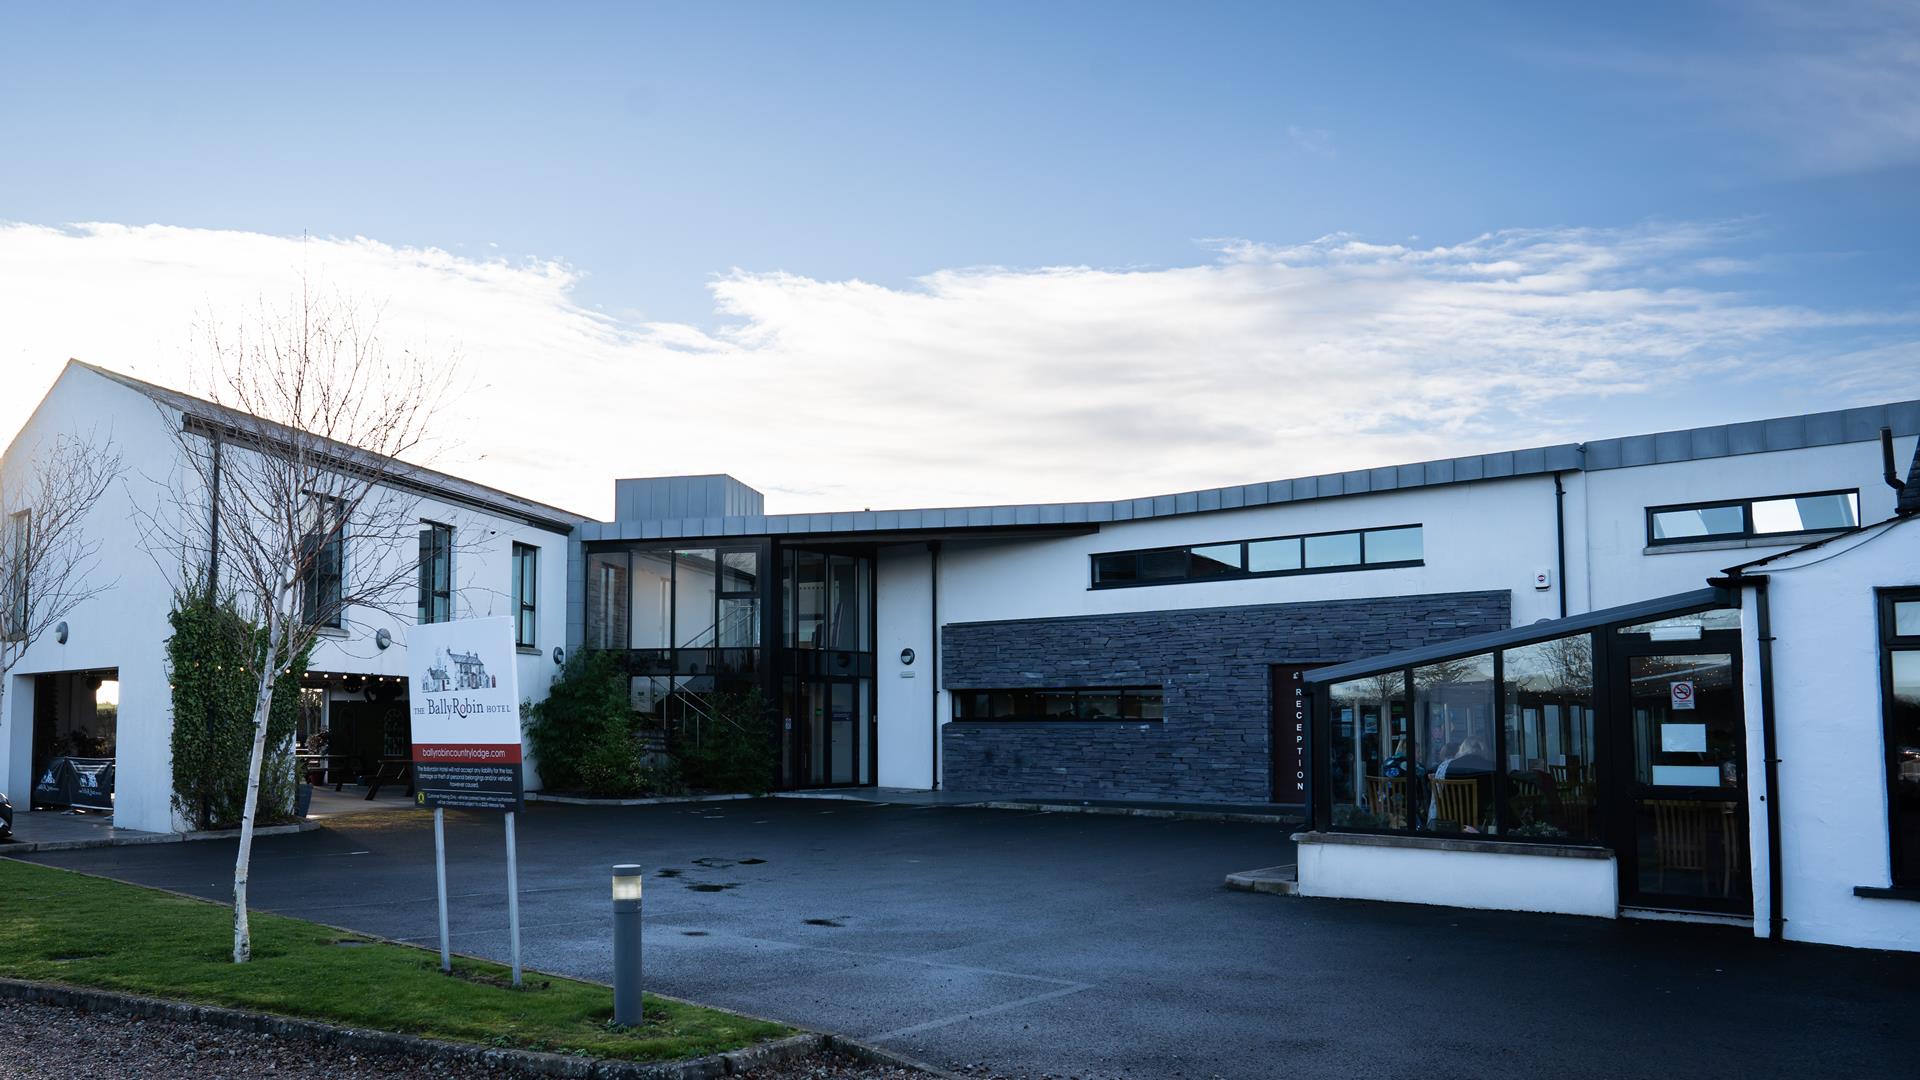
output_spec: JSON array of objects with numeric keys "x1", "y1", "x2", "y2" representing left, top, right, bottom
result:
[{"x1": 16, "y1": 799, "x2": 1920, "y2": 1080}]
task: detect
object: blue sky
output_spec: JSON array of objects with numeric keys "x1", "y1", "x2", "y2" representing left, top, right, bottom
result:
[{"x1": 2, "y1": 2, "x2": 1917, "y2": 515}]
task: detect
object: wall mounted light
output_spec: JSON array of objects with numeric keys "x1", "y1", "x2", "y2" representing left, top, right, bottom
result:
[
  {"x1": 552, "y1": 646, "x2": 565, "y2": 666},
  {"x1": 375, "y1": 628, "x2": 392, "y2": 651},
  {"x1": 54, "y1": 622, "x2": 68, "y2": 645}
]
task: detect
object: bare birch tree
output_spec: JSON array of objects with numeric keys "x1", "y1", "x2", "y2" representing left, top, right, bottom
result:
[
  {"x1": 150, "y1": 286, "x2": 455, "y2": 963},
  {"x1": 0, "y1": 429, "x2": 125, "y2": 750}
]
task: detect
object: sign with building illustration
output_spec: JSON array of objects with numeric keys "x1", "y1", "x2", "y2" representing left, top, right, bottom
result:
[{"x1": 409, "y1": 616, "x2": 524, "y2": 811}]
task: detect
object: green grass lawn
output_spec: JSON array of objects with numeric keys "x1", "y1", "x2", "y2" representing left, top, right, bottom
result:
[{"x1": 0, "y1": 858, "x2": 792, "y2": 1061}]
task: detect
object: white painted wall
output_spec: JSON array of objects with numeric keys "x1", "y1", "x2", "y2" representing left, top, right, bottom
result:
[
  {"x1": 1, "y1": 368, "x2": 197, "y2": 831},
  {"x1": 0, "y1": 365, "x2": 572, "y2": 830},
  {"x1": 1296, "y1": 838, "x2": 1619, "y2": 918},
  {"x1": 876, "y1": 543, "x2": 936, "y2": 788},
  {"x1": 1581, "y1": 438, "x2": 1914, "y2": 611},
  {"x1": 935, "y1": 477, "x2": 1568, "y2": 628},
  {"x1": 1741, "y1": 515, "x2": 1920, "y2": 952}
]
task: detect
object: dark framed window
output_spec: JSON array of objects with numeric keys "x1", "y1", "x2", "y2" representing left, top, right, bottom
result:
[
  {"x1": 951, "y1": 687, "x2": 1165, "y2": 722},
  {"x1": 1646, "y1": 490, "x2": 1859, "y2": 545},
  {"x1": 2, "y1": 510, "x2": 28, "y2": 640},
  {"x1": 417, "y1": 521, "x2": 452, "y2": 624},
  {"x1": 300, "y1": 496, "x2": 344, "y2": 628},
  {"x1": 1882, "y1": 589, "x2": 1920, "y2": 888},
  {"x1": 512, "y1": 543, "x2": 537, "y2": 647},
  {"x1": 1091, "y1": 524, "x2": 1423, "y2": 589}
]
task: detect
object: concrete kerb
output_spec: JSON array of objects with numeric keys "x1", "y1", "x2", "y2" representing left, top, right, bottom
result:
[
  {"x1": 1, "y1": 820, "x2": 318, "y2": 855},
  {"x1": 525, "y1": 793, "x2": 763, "y2": 808},
  {"x1": 980, "y1": 801, "x2": 1301, "y2": 825}
]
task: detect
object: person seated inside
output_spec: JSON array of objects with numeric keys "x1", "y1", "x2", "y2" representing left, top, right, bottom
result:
[
  {"x1": 1429, "y1": 736, "x2": 1495, "y2": 831},
  {"x1": 1436, "y1": 736, "x2": 1493, "y2": 780}
]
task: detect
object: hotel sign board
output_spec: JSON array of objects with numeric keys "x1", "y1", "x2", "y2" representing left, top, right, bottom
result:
[{"x1": 409, "y1": 616, "x2": 525, "y2": 812}]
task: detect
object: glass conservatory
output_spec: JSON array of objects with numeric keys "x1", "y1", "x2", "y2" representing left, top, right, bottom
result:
[{"x1": 1306, "y1": 588, "x2": 1751, "y2": 916}]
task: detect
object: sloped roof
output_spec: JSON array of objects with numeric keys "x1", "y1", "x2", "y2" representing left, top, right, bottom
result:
[
  {"x1": 580, "y1": 396, "x2": 1920, "y2": 542},
  {"x1": 71, "y1": 360, "x2": 585, "y2": 533}
]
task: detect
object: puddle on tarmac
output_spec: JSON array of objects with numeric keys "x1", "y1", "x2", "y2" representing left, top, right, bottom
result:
[
  {"x1": 681, "y1": 930, "x2": 710, "y2": 937},
  {"x1": 656, "y1": 868, "x2": 683, "y2": 878},
  {"x1": 685, "y1": 882, "x2": 740, "y2": 893},
  {"x1": 803, "y1": 918, "x2": 844, "y2": 927}
]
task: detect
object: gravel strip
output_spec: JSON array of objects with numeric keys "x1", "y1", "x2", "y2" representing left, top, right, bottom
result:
[
  {"x1": 0, "y1": 997, "x2": 962, "y2": 1080},
  {"x1": 0, "y1": 998, "x2": 544, "y2": 1079}
]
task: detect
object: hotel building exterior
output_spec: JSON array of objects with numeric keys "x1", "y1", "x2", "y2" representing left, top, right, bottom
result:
[{"x1": 3, "y1": 360, "x2": 1917, "y2": 950}]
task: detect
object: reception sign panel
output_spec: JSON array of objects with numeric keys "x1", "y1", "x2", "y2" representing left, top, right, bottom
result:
[{"x1": 409, "y1": 616, "x2": 524, "y2": 811}]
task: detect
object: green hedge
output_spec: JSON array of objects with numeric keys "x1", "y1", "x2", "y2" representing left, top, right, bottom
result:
[{"x1": 167, "y1": 591, "x2": 310, "y2": 831}]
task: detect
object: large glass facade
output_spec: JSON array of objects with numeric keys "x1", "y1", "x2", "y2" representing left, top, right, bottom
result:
[{"x1": 585, "y1": 539, "x2": 876, "y2": 790}]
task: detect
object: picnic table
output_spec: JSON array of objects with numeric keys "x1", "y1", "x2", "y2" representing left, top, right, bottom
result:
[{"x1": 364, "y1": 757, "x2": 415, "y2": 800}]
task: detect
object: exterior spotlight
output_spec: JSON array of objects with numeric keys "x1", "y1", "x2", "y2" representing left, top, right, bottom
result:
[
  {"x1": 375, "y1": 628, "x2": 392, "y2": 650},
  {"x1": 54, "y1": 621, "x2": 68, "y2": 644},
  {"x1": 553, "y1": 646, "x2": 565, "y2": 666},
  {"x1": 612, "y1": 864, "x2": 643, "y2": 1026}
]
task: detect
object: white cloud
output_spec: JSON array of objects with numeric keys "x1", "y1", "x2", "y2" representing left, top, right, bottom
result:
[{"x1": 0, "y1": 220, "x2": 1914, "y2": 519}]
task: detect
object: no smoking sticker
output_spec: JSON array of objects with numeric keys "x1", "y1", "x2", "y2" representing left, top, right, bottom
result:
[{"x1": 1670, "y1": 680, "x2": 1696, "y2": 710}]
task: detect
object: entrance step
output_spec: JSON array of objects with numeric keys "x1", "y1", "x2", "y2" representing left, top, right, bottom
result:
[{"x1": 1225, "y1": 863, "x2": 1299, "y2": 895}]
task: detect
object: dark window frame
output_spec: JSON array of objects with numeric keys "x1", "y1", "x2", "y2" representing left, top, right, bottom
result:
[
  {"x1": 1644, "y1": 488, "x2": 1860, "y2": 546},
  {"x1": 512, "y1": 542, "x2": 538, "y2": 648},
  {"x1": 300, "y1": 495, "x2": 345, "y2": 629},
  {"x1": 417, "y1": 520, "x2": 453, "y2": 625},
  {"x1": 1881, "y1": 588, "x2": 1920, "y2": 889},
  {"x1": 1090, "y1": 523, "x2": 1424, "y2": 590},
  {"x1": 950, "y1": 686, "x2": 1166, "y2": 723}
]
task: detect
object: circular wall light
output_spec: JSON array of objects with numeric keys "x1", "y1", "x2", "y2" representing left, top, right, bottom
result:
[
  {"x1": 899, "y1": 647, "x2": 915, "y2": 666},
  {"x1": 54, "y1": 621, "x2": 68, "y2": 645},
  {"x1": 552, "y1": 646, "x2": 565, "y2": 666},
  {"x1": 375, "y1": 628, "x2": 392, "y2": 650}
]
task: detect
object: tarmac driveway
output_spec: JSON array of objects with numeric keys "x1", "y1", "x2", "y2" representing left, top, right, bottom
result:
[{"x1": 16, "y1": 799, "x2": 1920, "y2": 1080}]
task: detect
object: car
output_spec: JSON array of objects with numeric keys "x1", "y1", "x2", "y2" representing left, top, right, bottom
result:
[{"x1": 0, "y1": 790, "x2": 11, "y2": 842}]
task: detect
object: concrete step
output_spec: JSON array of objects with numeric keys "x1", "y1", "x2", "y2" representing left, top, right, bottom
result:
[{"x1": 1225, "y1": 863, "x2": 1299, "y2": 895}]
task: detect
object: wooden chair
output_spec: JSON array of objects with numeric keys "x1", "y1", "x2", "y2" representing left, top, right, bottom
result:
[
  {"x1": 1364, "y1": 776, "x2": 1407, "y2": 828},
  {"x1": 1557, "y1": 783, "x2": 1593, "y2": 838},
  {"x1": 1431, "y1": 777, "x2": 1481, "y2": 832},
  {"x1": 1547, "y1": 764, "x2": 1571, "y2": 784},
  {"x1": 1647, "y1": 800, "x2": 1735, "y2": 895}
]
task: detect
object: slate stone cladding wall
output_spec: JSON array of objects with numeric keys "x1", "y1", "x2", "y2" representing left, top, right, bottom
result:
[{"x1": 940, "y1": 590, "x2": 1510, "y2": 803}]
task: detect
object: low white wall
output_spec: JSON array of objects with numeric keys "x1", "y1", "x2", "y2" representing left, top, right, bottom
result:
[{"x1": 1297, "y1": 837, "x2": 1618, "y2": 918}]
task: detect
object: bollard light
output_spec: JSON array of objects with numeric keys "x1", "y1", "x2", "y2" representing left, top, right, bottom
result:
[{"x1": 612, "y1": 864, "x2": 644, "y2": 1027}]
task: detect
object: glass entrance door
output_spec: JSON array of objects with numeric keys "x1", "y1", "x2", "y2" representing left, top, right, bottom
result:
[
  {"x1": 1614, "y1": 646, "x2": 1750, "y2": 913},
  {"x1": 782, "y1": 677, "x2": 871, "y2": 787}
]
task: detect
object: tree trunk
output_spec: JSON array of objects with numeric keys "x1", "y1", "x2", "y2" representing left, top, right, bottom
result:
[{"x1": 231, "y1": 598, "x2": 284, "y2": 964}]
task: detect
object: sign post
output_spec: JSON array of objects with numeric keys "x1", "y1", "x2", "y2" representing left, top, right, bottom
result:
[{"x1": 409, "y1": 616, "x2": 527, "y2": 986}]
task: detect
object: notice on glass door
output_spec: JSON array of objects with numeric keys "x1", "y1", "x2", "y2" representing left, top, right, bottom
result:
[
  {"x1": 1661, "y1": 723, "x2": 1708, "y2": 753},
  {"x1": 1669, "y1": 680, "x2": 1696, "y2": 710}
]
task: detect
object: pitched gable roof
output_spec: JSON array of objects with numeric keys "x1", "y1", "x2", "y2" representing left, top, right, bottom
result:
[{"x1": 69, "y1": 360, "x2": 585, "y2": 533}]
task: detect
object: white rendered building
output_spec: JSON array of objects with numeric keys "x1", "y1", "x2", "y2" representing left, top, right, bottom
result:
[{"x1": 6, "y1": 360, "x2": 1919, "y2": 949}]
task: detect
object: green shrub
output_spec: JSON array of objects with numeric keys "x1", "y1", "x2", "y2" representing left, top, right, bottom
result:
[
  {"x1": 523, "y1": 650, "x2": 652, "y2": 796},
  {"x1": 168, "y1": 589, "x2": 311, "y2": 831},
  {"x1": 675, "y1": 687, "x2": 776, "y2": 795}
]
